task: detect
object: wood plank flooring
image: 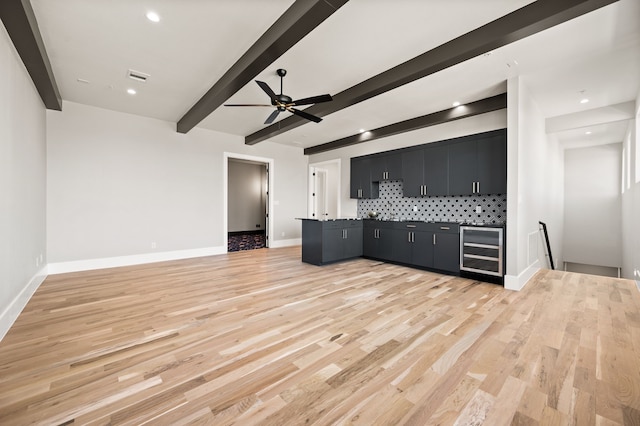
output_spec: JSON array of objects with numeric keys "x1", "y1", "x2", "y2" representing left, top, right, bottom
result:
[{"x1": 0, "y1": 246, "x2": 639, "y2": 425}]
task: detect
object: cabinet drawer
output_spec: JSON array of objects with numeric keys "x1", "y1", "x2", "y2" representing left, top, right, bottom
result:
[{"x1": 432, "y1": 223, "x2": 459, "y2": 234}]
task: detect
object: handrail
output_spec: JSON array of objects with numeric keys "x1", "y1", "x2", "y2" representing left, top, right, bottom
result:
[{"x1": 539, "y1": 221, "x2": 555, "y2": 270}]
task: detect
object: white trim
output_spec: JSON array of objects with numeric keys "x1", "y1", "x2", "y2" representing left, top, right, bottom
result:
[
  {"x1": 269, "y1": 238, "x2": 301, "y2": 248},
  {"x1": 47, "y1": 246, "x2": 226, "y2": 275},
  {"x1": 224, "y1": 152, "x2": 275, "y2": 250},
  {"x1": 504, "y1": 259, "x2": 540, "y2": 291},
  {"x1": 0, "y1": 267, "x2": 48, "y2": 341}
]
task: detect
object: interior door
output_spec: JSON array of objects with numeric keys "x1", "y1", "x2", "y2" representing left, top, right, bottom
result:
[
  {"x1": 314, "y1": 169, "x2": 328, "y2": 220},
  {"x1": 264, "y1": 163, "x2": 269, "y2": 247}
]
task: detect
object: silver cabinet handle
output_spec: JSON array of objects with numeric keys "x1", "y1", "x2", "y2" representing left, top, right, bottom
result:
[
  {"x1": 440, "y1": 226, "x2": 450, "y2": 230},
  {"x1": 406, "y1": 224, "x2": 416, "y2": 228},
  {"x1": 433, "y1": 234, "x2": 436, "y2": 245},
  {"x1": 412, "y1": 232, "x2": 415, "y2": 243},
  {"x1": 477, "y1": 181, "x2": 480, "y2": 193},
  {"x1": 408, "y1": 232, "x2": 411, "y2": 242},
  {"x1": 472, "y1": 182, "x2": 476, "y2": 193}
]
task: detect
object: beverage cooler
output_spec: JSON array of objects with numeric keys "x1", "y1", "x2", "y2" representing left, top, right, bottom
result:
[{"x1": 460, "y1": 226, "x2": 504, "y2": 277}]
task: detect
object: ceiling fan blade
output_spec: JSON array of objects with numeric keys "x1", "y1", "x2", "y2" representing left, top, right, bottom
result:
[
  {"x1": 290, "y1": 94, "x2": 333, "y2": 106},
  {"x1": 264, "y1": 109, "x2": 280, "y2": 124},
  {"x1": 224, "y1": 104, "x2": 273, "y2": 107},
  {"x1": 256, "y1": 80, "x2": 278, "y2": 102},
  {"x1": 289, "y1": 107, "x2": 322, "y2": 123}
]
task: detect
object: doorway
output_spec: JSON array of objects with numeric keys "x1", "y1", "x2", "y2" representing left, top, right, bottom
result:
[
  {"x1": 224, "y1": 154, "x2": 273, "y2": 252},
  {"x1": 309, "y1": 159, "x2": 340, "y2": 220}
]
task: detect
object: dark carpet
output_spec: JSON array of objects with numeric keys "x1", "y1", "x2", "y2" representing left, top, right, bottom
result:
[{"x1": 228, "y1": 231, "x2": 266, "y2": 252}]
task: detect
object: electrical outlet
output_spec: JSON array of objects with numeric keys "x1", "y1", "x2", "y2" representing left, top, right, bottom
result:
[
  {"x1": 281, "y1": 232, "x2": 285, "y2": 237},
  {"x1": 151, "y1": 241, "x2": 157, "y2": 249},
  {"x1": 412, "y1": 206, "x2": 418, "y2": 212},
  {"x1": 475, "y1": 206, "x2": 482, "y2": 214}
]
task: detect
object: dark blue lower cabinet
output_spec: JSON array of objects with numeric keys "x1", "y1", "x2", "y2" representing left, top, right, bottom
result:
[
  {"x1": 302, "y1": 220, "x2": 363, "y2": 265},
  {"x1": 302, "y1": 219, "x2": 460, "y2": 274}
]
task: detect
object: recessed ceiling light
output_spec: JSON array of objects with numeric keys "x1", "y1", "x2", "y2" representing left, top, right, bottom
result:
[
  {"x1": 585, "y1": 131, "x2": 592, "y2": 135},
  {"x1": 146, "y1": 11, "x2": 160, "y2": 22},
  {"x1": 452, "y1": 101, "x2": 461, "y2": 107},
  {"x1": 580, "y1": 98, "x2": 589, "y2": 104},
  {"x1": 127, "y1": 88, "x2": 137, "y2": 95},
  {"x1": 359, "y1": 129, "x2": 365, "y2": 133}
]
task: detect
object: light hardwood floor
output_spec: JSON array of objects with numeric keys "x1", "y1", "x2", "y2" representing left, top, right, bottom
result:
[{"x1": 1, "y1": 246, "x2": 639, "y2": 425}]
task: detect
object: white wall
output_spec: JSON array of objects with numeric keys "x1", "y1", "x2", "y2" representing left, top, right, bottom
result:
[
  {"x1": 0, "y1": 23, "x2": 48, "y2": 338},
  {"x1": 228, "y1": 160, "x2": 266, "y2": 233},
  {"x1": 564, "y1": 143, "x2": 622, "y2": 268},
  {"x1": 506, "y1": 77, "x2": 565, "y2": 290},
  {"x1": 621, "y1": 94, "x2": 639, "y2": 280},
  {"x1": 308, "y1": 111, "x2": 507, "y2": 218},
  {"x1": 46, "y1": 102, "x2": 307, "y2": 269}
]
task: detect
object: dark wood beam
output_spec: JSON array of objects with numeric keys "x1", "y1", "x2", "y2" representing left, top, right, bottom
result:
[
  {"x1": 303, "y1": 93, "x2": 507, "y2": 155},
  {"x1": 0, "y1": 0, "x2": 62, "y2": 110},
  {"x1": 247, "y1": 0, "x2": 618, "y2": 145},
  {"x1": 177, "y1": 0, "x2": 349, "y2": 134}
]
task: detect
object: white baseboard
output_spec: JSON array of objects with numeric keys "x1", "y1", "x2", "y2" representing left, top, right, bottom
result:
[
  {"x1": 504, "y1": 260, "x2": 540, "y2": 291},
  {"x1": 269, "y1": 238, "x2": 301, "y2": 248},
  {"x1": 0, "y1": 266, "x2": 48, "y2": 341},
  {"x1": 48, "y1": 246, "x2": 227, "y2": 275}
]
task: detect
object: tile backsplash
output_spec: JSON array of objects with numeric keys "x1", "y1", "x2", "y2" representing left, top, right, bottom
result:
[{"x1": 357, "y1": 180, "x2": 507, "y2": 224}]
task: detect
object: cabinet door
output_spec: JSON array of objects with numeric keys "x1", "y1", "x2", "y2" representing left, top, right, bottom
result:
[
  {"x1": 322, "y1": 228, "x2": 344, "y2": 263},
  {"x1": 370, "y1": 153, "x2": 403, "y2": 181},
  {"x1": 448, "y1": 140, "x2": 477, "y2": 196},
  {"x1": 386, "y1": 153, "x2": 403, "y2": 180},
  {"x1": 411, "y1": 231, "x2": 434, "y2": 268},
  {"x1": 401, "y1": 150, "x2": 424, "y2": 197},
  {"x1": 344, "y1": 226, "x2": 363, "y2": 259},
  {"x1": 476, "y1": 134, "x2": 507, "y2": 195},
  {"x1": 423, "y1": 145, "x2": 448, "y2": 196},
  {"x1": 369, "y1": 156, "x2": 387, "y2": 182},
  {"x1": 350, "y1": 158, "x2": 365, "y2": 198},
  {"x1": 363, "y1": 225, "x2": 378, "y2": 257},
  {"x1": 390, "y1": 229, "x2": 413, "y2": 264},
  {"x1": 433, "y1": 232, "x2": 460, "y2": 273},
  {"x1": 377, "y1": 227, "x2": 394, "y2": 261}
]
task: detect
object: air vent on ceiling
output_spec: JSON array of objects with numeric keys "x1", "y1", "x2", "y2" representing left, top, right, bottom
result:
[{"x1": 127, "y1": 69, "x2": 150, "y2": 82}]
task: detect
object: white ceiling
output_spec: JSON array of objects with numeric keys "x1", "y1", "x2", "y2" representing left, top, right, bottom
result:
[{"x1": 30, "y1": 0, "x2": 640, "y2": 151}]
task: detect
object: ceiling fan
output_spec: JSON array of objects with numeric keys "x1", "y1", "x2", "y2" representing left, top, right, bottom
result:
[{"x1": 224, "y1": 69, "x2": 332, "y2": 124}]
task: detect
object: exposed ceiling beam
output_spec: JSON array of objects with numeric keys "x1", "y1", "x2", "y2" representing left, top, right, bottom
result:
[
  {"x1": 0, "y1": 0, "x2": 62, "y2": 110},
  {"x1": 304, "y1": 93, "x2": 507, "y2": 155},
  {"x1": 246, "y1": 0, "x2": 618, "y2": 145},
  {"x1": 177, "y1": 0, "x2": 349, "y2": 134}
]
